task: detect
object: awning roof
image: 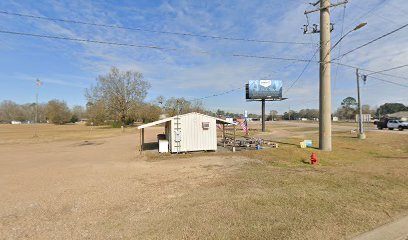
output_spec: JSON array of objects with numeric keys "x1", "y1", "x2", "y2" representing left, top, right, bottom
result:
[{"x1": 137, "y1": 112, "x2": 233, "y2": 129}]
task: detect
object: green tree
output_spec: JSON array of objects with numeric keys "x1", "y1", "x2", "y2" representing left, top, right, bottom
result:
[
  {"x1": 283, "y1": 110, "x2": 298, "y2": 120},
  {"x1": 341, "y1": 97, "x2": 357, "y2": 108},
  {"x1": 216, "y1": 109, "x2": 225, "y2": 116},
  {"x1": 376, "y1": 103, "x2": 407, "y2": 115},
  {"x1": 336, "y1": 97, "x2": 358, "y2": 120}
]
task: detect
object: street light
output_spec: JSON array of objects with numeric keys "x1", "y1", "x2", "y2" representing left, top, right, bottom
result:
[{"x1": 331, "y1": 22, "x2": 367, "y2": 52}]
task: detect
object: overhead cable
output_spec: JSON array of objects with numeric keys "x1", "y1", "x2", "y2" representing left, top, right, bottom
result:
[
  {"x1": 189, "y1": 87, "x2": 243, "y2": 102},
  {"x1": 336, "y1": 23, "x2": 408, "y2": 59},
  {"x1": 0, "y1": 29, "x2": 314, "y2": 63},
  {"x1": 0, "y1": 10, "x2": 314, "y2": 45},
  {"x1": 367, "y1": 75, "x2": 408, "y2": 88},
  {"x1": 366, "y1": 64, "x2": 408, "y2": 76}
]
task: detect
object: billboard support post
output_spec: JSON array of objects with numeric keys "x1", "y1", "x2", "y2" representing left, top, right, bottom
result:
[{"x1": 261, "y1": 99, "x2": 266, "y2": 132}]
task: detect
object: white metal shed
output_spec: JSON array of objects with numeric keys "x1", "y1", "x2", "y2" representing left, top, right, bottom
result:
[{"x1": 137, "y1": 112, "x2": 232, "y2": 153}]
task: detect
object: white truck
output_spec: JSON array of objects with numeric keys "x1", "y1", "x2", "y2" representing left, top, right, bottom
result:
[{"x1": 386, "y1": 119, "x2": 408, "y2": 131}]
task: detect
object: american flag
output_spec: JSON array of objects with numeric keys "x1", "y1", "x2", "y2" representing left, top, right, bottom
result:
[
  {"x1": 239, "y1": 121, "x2": 248, "y2": 135},
  {"x1": 36, "y1": 79, "x2": 43, "y2": 87}
]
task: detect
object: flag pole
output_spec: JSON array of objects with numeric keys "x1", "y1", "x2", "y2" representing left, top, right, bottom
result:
[{"x1": 34, "y1": 79, "x2": 40, "y2": 138}]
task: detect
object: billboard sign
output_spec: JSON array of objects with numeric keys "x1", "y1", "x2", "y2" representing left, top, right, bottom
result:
[{"x1": 246, "y1": 80, "x2": 282, "y2": 99}]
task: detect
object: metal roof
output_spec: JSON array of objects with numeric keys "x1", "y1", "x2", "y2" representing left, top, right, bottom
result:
[
  {"x1": 137, "y1": 112, "x2": 232, "y2": 129},
  {"x1": 388, "y1": 111, "x2": 408, "y2": 118}
]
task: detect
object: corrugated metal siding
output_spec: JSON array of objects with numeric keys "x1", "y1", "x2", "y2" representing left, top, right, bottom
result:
[{"x1": 169, "y1": 113, "x2": 217, "y2": 153}]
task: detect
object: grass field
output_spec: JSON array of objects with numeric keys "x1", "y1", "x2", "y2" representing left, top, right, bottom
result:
[
  {"x1": 0, "y1": 122, "x2": 407, "y2": 239},
  {"x1": 0, "y1": 123, "x2": 138, "y2": 144}
]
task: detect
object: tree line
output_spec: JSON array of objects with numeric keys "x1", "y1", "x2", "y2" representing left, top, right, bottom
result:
[
  {"x1": 280, "y1": 97, "x2": 407, "y2": 121},
  {"x1": 1, "y1": 67, "x2": 406, "y2": 124},
  {"x1": 0, "y1": 67, "x2": 206, "y2": 125}
]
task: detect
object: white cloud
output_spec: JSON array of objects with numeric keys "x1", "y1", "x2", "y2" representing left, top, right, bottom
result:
[{"x1": 0, "y1": 0, "x2": 407, "y2": 114}]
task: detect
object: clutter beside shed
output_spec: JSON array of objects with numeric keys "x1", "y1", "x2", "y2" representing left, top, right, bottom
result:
[{"x1": 300, "y1": 140, "x2": 313, "y2": 148}]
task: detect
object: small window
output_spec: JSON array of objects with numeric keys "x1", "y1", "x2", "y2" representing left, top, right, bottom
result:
[{"x1": 202, "y1": 122, "x2": 210, "y2": 129}]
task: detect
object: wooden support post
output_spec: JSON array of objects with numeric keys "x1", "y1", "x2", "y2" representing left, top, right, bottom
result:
[
  {"x1": 139, "y1": 129, "x2": 142, "y2": 154},
  {"x1": 141, "y1": 128, "x2": 145, "y2": 152},
  {"x1": 233, "y1": 124, "x2": 236, "y2": 147},
  {"x1": 223, "y1": 124, "x2": 226, "y2": 148}
]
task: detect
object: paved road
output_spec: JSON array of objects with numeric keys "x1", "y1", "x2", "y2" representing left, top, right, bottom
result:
[
  {"x1": 351, "y1": 215, "x2": 408, "y2": 240},
  {"x1": 266, "y1": 121, "x2": 408, "y2": 135}
]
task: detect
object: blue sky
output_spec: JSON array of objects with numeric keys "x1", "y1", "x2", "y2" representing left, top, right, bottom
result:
[{"x1": 0, "y1": 0, "x2": 407, "y2": 114}]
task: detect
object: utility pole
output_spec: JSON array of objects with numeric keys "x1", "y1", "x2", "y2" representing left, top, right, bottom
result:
[
  {"x1": 35, "y1": 83, "x2": 39, "y2": 124},
  {"x1": 356, "y1": 68, "x2": 366, "y2": 139},
  {"x1": 34, "y1": 79, "x2": 42, "y2": 138},
  {"x1": 261, "y1": 99, "x2": 266, "y2": 132},
  {"x1": 304, "y1": 0, "x2": 348, "y2": 151},
  {"x1": 319, "y1": 0, "x2": 332, "y2": 151}
]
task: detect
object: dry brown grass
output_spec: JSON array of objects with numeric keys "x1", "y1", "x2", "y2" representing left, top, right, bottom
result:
[
  {"x1": 0, "y1": 124, "x2": 138, "y2": 144},
  {"x1": 139, "y1": 131, "x2": 408, "y2": 239},
  {"x1": 0, "y1": 123, "x2": 407, "y2": 239}
]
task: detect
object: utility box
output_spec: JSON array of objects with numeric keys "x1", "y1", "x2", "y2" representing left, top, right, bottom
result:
[{"x1": 159, "y1": 140, "x2": 169, "y2": 153}]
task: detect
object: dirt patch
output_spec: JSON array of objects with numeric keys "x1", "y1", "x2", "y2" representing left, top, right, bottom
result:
[
  {"x1": 71, "y1": 140, "x2": 105, "y2": 147},
  {"x1": 0, "y1": 124, "x2": 407, "y2": 239},
  {"x1": 0, "y1": 128, "x2": 250, "y2": 239}
]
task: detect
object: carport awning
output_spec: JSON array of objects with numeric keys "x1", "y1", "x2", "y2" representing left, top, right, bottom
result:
[
  {"x1": 137, "y1": 112, "x2": 232, "y2": 130},
  {"x1": 137, "y1": 117, "x2": 172, "y2": 129}
]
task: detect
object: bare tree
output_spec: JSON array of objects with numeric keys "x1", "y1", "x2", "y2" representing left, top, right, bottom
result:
[
  {"x1": 86, "y1": 101, "x2": 107, "y2": 125},
  {"x1": 269, "y1": 110, "x2": 278, "y2": 121},
  {"x1": 46, "y1": 100, "x2": 71, "y2": 124},
  {"x1": 85, "y1": 67, "x2": 151, "y2": 126},
  {"x1": 0, "y1": 100, "x2": 21, "y2": 122},
  {"x1": 136, "y1": 103, "x2": 162, "y2": 123},
  {"x1": 70, "y1": 105, "x2": 85, "y2": 122}
]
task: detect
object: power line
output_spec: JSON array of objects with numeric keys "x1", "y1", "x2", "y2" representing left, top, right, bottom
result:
[
  {"x1": 284, "y1": 45, "x2": 320, "y2": 94},
  {"x1": 368, "y1": 75, "x2": 408, "y2": 88},
  {"x1": 0, "y1": 10, "x2": 315, "y2": 45},
  {"x1": 8, "y1": 27, "x2": 408, "y2": 83},
  {"x1": 331, "y1": 62, "x2": 408, "y2": 80},
  {"x1": 352, "y1": 1, "x2": 399, "y2": 27},
  {"x1": 366, "y1": 64, "x2": 408, "y2": 76},
  {"x1": 333, "y1": 4, "x2": 347, "y2": 95},
  {"x1": 0, "y1": 29, "x2": 315, "y2": 63},
  {"x1": 189, "y1": 87, "x2": 243, "y2": 102},
  {"x1": 1, "y1": 29, "x2": 407, "y2": 92},
  {"x1": 336, "y1": 23, "x2": 408, "y2": 59}
]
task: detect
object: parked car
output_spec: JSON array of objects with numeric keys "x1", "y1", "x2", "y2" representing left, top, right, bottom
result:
[
  {"x1": 376, "y1": 118, "x2": 389, "y2": 130},
  {"x1": 378, "y1": 119, "x2": 408, "y2": 131},
  {"x1": 387, "y1": 120, "x2": 408, "y2": 131}
]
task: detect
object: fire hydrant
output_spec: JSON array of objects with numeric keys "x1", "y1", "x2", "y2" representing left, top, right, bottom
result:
[{"x1": 310, "y1": 153, "x2": 318, "y2": 166}]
